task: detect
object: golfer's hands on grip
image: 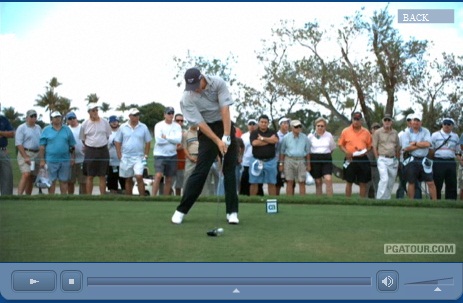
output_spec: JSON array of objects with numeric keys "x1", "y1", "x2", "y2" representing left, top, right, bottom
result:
[
  {"x1": 217, "y1": 135, "x2": 230, "y2": 156},
  {"x1": 217, "y1": 140, "x2": 228, "y2": 156}
]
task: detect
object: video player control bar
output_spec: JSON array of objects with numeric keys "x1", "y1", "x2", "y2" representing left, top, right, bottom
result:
[{"x1": 87, "y1": 277, "x2": 371, "y2": 286}]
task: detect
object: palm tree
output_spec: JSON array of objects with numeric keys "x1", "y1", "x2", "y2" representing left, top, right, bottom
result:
[
  {"x1": 35, "y1": 77, "x2": 62, "y2": 114},
  {"x1": 2, "y1": 106, "x2": 23, "y2": 129},
  {"x1": 100, "y1": 102, "x2": 111, "y2": 113},
  {"x1": 116, "y1": 102, "x2": 128, "y2": 114},
  {"x1": 55, "y1": 97, "x2": 78, "y2": 117},
  {"x1": 85, "y1": 93, "x2": 99, "y2": 105}
]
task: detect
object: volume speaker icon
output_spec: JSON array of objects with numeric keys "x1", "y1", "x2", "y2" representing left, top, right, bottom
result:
[{"x1": 382, "y1": 276, "x2": 394, "y2": 288}]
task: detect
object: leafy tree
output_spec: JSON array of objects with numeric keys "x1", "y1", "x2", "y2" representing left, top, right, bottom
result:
[
  {"x1": 368, "y1": 6, "x2": 428, "y2": 116},
  {"x1": 137, "y1": 102, "x2": 169, "y2": 132},
  {"x1": 409, "y1": 53, "x2": 463, "y2": 132}
]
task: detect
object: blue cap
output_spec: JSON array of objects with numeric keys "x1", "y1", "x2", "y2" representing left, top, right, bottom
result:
[
  {"x1": 66, "y1": 112, "x2": 76, "y2": 119},
  {"x1": 109, "y1": 115, "x2": 119, "y2": 123}
]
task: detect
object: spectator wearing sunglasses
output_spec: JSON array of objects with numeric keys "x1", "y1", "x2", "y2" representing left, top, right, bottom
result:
[
  {"x1": 66, "y1": 112, "x2": 86, "y2": 195},
  {"x1": 307, "y1": 117, "x2": 336, "y2": 196},
  {"x1": 152, "y1": 107, "x2": 182, "y2": 196},
  {"x1": 338, "y1": 111, "x2": 372, "y2": 198},
  {"x1": 400, "y1": 113, "x2": 437, "y2": 200},
  {"x1": 397, "y1": 114, "x2": 421, "y2": 199},
  {"x1": 15, "y1": 109, "x2": 42, "y2": 195},
  {"x1": 115, "y1": 108, "x2": 152, "y2": 196},
  {"x1": 80, "y1": 103, "x2": 112, "y2": 195},
  {"x1": 279, "y1": 120, "x2": 311, "y2": 195},
  {"x1": 431, "y1": 117, "x2": 459, "y2": 200},
  {"x1": 372, "y1": 114, "x2": 400, "y2": 199}
]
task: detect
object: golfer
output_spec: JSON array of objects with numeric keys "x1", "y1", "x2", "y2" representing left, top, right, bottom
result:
[{"x1": 171, "y1": 67, "x2": 239, "y2": 225}]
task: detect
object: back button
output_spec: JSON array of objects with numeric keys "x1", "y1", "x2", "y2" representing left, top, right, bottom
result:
[{"x1": 12, "y1": 271, "x2": 56, "y2": 291}]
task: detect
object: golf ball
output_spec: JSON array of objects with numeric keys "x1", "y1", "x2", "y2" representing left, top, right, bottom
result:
[{"x1": 217, "y1": 228, "x2": 224, "y2": 233}]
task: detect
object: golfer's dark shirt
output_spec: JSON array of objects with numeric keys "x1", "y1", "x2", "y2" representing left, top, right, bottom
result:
[{"x1": 250, "y1": 128, "x2": 277, "y2": 159}]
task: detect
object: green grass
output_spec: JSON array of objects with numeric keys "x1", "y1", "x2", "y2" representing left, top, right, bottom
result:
[{"x1": 1, "y1": 196, "x2": 462, "y2": 262}]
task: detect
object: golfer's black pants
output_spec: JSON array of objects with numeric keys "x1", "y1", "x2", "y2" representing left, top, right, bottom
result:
[
  {"x1": 177, "y1": 121, "x2": 239, "y2": 214},
  {"x1": 432, "y1": 158, "x2": 457, "y2": 200}
]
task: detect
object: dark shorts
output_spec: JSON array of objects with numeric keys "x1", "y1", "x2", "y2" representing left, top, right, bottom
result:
[
  {"x1": 310, "y1": 153, "x2": 333, "y2": 179},
  {"x1": 404, "y1": 157, "x2": 433, "y2": 183},
  {"x1": 154, "y1": 155, "x2": 177, "y2": 177},
  {"x1": 343, "y1": 155, "x2": 371, "y2": 184},
  {"x1": 84, "y1": 146, "x2": 109, "y2": 177}
]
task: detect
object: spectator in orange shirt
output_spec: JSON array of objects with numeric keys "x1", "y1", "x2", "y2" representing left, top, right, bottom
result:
[{"x1": 338, "y1": 111, "x2": 372, "y2": 198}]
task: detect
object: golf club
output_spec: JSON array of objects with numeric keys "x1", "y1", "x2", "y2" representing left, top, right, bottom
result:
[{"x1": 207, "y1": 155, "x2": 225, "y2": 237}]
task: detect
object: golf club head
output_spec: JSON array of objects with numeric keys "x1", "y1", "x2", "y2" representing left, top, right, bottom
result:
[
  {"x1": 206, "y1": 228, "x2": 223, "y2": 237},
  {"x1": 207, "y1": 229, "x2": 218, "y2": 237}
]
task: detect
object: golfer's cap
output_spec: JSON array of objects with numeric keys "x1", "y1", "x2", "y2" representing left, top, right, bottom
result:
[
  {"x1": 66, "y1": 112, "x2": 76, "y2": 119},
  {"x1": 184, "y1": 68, "x2": 202, "y2": 91},
  {"x1": 109, "y1": 115, "x2": 119, "y2": 123},
  {"x1": 371, "y1": 122, "x2": 381, "y2": 129},
  {"x1": 87, "y1": 103, "x2": 99, "y2": 111},
  {"x1": 128, "y1": 108, "x2": 140, "y2": 116},
  {"x1": 410, "y1": 113, "x2": 422, "y2": 121},
  {"x1": 247, "y1": 119, "x2": 257, "y2": 125},
  {"x1": 50, "y1": 111, "x2": 62, "y2": 118},
  {"x1": 26, "y1": 109, "x2": 37, "y2": 117},
  {"x1": 279, "y1": 117, "x2": 290, "y2": 125},
  {"x1": 442, "y1": 117, "x2": 455, "y2": 125},
  {"x1": 164, "y1": 106, "x2": 175, "y2": 114},
  {"x1": 382, "y1": 114, "x2": 394, "y2": 121},
  {"x1": 422, "y1": 158, "x2": 433, "y2": 174},
  {"x1": 290, "y1": 119, "x2": 302, "y2": 127},
  {"x1": 250, "y1": 160, "x2": 263, "y2": 176},
  {"x1": 352, "y1": 111, "x2": 363, "y2": 119},
  {"x1": 406, "y1": 114, "x2": 414, "y2": 121}
]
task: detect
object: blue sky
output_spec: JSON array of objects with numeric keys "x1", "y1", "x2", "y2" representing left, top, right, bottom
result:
[{"x1": 1, "y1": 2, "x2": 462, "y2": 122}]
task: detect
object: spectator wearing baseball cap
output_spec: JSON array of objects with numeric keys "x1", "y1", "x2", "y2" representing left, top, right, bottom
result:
[
  {"x1": 79, "y1": 102, "x2": 112, "y2": 195},
  {"x1": 15, "y1": 108, "x2": 42, "y2": 195},
  {"x1": 239, "y1": 117, "x2": 264, "y2": 196},
  {"x1": 152, "y1": 105, "x2": 182, "y2": 197},
  {"x1": 430, "y1": 117, "x2": 459, "y2": 200},
  {"x1": 66, "y1": 112, "x2": 86, "y2": 195},
  {"x1": 39, "y1": 108, "x2": 76, "y2": 195},
  {"x1": 115, "y1": 107, "x2": 152, "y2": 196},
  {"x1": 372, "y1": 114, "x2": 400, "y2": 199},
  {"x1": 400, "y1": 112, "x2": 436, "y2": 200},
  {"x1": 338, "y1": 111, "x2": 372, "y2": 197},
  {"x1": 397, "y1": 113, "x2": 422, "y2": 199},
  {"x1": 106, "y1": 115, "x2": 125, "y2": 194},
  {"x1": 279, "y1": 119, "x2": 311, "y2": 196}
]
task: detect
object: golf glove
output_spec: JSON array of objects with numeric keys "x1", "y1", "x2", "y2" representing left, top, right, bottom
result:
[{"x1": 222, "y1": 135, "x2": 231, "y2": 146}]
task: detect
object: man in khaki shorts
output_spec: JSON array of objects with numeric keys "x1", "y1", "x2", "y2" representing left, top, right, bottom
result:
[
  {"x1": 278, "y1": 120, "x2": 311, "y2": 195},
  {"x1": 15, "y1": 109, "x2": 42, "y2": 195}
]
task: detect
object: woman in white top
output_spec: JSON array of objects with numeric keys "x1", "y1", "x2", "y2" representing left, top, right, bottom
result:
[{"x1": 307, "y1": 117, "x2": 337, "y2": 196}]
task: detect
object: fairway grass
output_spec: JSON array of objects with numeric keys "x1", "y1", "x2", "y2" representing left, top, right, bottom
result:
[{"x1": 1, "y1": 198, "x2": 462, "y2": 262}]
